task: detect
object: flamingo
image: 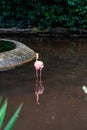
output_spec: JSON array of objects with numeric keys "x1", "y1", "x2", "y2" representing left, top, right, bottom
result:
[{"x1": 34, "y1": 53, "x2": 44, "y2": 81}]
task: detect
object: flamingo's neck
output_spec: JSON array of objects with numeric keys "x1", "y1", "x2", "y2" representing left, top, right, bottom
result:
[{"x1": 36, "y1": 53, "x2": 39, "y2": 61}]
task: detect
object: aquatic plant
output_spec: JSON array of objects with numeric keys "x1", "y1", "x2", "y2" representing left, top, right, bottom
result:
[{"x1": 0, "y1": 97, "x2": 23, "y2": 130}]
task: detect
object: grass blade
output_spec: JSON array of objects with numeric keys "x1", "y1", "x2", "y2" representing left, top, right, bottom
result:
[
  {"x1": 4, "y1": 103, "x2": 23, "y2": 130},
  {"x1": 0, "y1": 99, "x2": 7, "y2": 129}
]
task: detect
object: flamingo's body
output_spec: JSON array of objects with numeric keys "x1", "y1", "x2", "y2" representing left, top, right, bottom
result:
[
  {"x1": 34, "y1": 61, "x2": 44, "y2": 71},
  {"x1": 34, "y1": 53, "x2": 44, "y2": 81}
]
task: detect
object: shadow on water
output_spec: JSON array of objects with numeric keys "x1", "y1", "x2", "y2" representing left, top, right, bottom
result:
[{"x1": 1, "y1": 36, "x2": 87, "y2": 130}]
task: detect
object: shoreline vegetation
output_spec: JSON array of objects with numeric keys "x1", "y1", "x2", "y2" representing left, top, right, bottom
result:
[{"x1": 0, "y1": 1, "x2": 86, "y2": 37}]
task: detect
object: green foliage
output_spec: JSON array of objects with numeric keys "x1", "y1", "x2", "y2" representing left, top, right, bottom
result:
[
  {"x1": 4, "y1": 103, "x2": 23, "y2": 130},
  {"x1": 0, "y1": 0, "x2": 87, "y2": 30},
  {"x1": 0, "y1": 99, "x2": 7, "y2": 129},
  {"x1": 0, "y1": 97, "x2": 23, "y2": 130}
]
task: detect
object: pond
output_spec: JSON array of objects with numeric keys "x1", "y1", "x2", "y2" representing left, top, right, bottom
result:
[{"x1": 0, "y1": 35, "x2": 87, "y2": 130}]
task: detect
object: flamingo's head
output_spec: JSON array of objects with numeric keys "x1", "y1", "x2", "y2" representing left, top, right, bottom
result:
[{"x1": 36, "y1": 53, "x2": 39, "y2": 60}]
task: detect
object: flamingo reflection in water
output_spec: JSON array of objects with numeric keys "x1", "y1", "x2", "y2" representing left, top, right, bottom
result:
[{"x1": 34, "y1": 79, "x2": 45, "y2": 105}]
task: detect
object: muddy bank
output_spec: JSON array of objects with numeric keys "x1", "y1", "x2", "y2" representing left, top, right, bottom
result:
[{"x1": 0, "y1": 27, "x2": 87, "y2": 38}]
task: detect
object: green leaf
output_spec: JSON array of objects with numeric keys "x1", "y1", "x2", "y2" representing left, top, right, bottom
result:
[
  {"x1": 4, "y1": 103, "x2": 23, "y2": 130},
  {"x1": 0, "y1": 99, "x2": 7, "y2": 129}
]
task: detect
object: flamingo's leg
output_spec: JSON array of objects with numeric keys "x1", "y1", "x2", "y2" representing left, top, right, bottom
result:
[
  {"x1": 36, "y1": 69, "x2": 38, "y2": 80},
  {"x1": 40, "y1": 69, "x2": 42, "y2": 82}
]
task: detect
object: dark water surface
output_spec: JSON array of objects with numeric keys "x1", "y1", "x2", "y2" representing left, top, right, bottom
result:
[{"x1": 1, "y1": 36, "x2": 87, "y2": 130}]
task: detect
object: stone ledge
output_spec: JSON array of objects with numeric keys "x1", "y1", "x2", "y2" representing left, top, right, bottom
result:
[{"x1": 0, "y1": 38, "x2": 35, "y2": 71}]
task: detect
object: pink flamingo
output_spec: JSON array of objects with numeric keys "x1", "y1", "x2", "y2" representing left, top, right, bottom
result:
[{"x1": 34, "y1": 53, "x2": 44, "y2": 81}]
